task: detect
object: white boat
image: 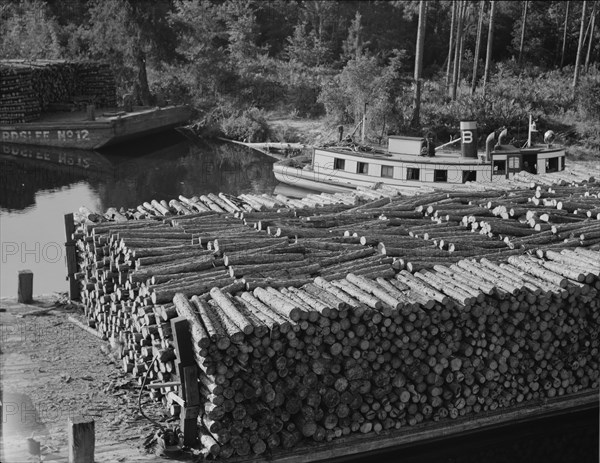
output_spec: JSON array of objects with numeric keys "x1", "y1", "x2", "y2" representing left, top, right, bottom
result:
[{"x1": 273, "y1": 119, "x2": 566, "y2": 193}]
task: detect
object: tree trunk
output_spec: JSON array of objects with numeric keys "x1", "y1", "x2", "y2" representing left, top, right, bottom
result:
[
  {"x1": 561, "y1": 1, "x2": 570, "y2": 68},
  {"x1": 518, "y1": 1, "x2": 529, "y2": 69},
  {"x1": 482, "y1": 0, "x2": 496, "y2": 96},
  {"x1": 445, "y1": 2, "x2": 457, "y2": 90},
  {"x1": 412, "y1": 0, "x2": 427, "y2": 127},
  {"x1": 134, "y1": 44, "x2": 152, "y2": 106},
  {"x1": 584, "y1": 2, "x2": 596, "y2": 73},
  {"x1": 471, "y1": 1, "x2": 485, "y2": 95},
  {"x1": 451, "y1": 1, "x2": 465, "y2": 100},
  {"x1": 573, "y1": 1, "x2": 587, "y2": 96},
  {"x1": 456, "y1": 3, "x2": 467, "y2": 92}
]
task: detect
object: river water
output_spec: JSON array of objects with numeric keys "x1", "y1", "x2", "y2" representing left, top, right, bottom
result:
[{"x1": 0, "y1": 132, "x2": 283, "y2": 298}]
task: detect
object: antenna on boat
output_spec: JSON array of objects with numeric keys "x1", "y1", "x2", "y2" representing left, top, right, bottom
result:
[{"x1": 527, "y1": 114, "x2": 537, "y2": 148}]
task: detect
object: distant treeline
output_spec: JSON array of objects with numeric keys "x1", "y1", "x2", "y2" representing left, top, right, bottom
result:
[{"x1": 1, "y1": 1, "x2": 598, "y2": 144}]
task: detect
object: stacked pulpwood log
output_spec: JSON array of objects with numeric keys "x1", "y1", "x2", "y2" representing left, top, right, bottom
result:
[
  {"x1": 0, "y1": 64, "x2": 41, "y2": 123},
  {"x1": 0, "y1": 60, "x2": 117, "y2": 123},
  {"x1": 70, "y1": 180, "x2": 600, "y2": 458},
  {"x1": 73, "y1": 61, "x2": 117, "y2": 107}
]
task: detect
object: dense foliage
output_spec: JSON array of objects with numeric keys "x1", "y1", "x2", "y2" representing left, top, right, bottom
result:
[{"x1": 0, "y1": 0, "x2": 598, "y2": 146}]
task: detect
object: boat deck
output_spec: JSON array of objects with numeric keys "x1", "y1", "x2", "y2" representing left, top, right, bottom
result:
[{"x1": 33, "y1": 106, "x2": 172, "y2": 124}]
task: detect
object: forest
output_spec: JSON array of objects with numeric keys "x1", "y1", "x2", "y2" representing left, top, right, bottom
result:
[{"x1": 0, "y1": 0, "x2": 599, "y2": 154}]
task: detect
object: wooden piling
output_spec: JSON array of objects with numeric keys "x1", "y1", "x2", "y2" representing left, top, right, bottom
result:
[
  {"x1": 68, "y1": 416, "x2": 94, "y2": 463},
  {"x1": 17, "y1": 270, "x2": 33, "y2": 303}
]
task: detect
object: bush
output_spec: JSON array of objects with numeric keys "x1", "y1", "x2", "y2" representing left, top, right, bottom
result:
[
  {"x1": 149, "y1": 65, "x2": 192, "y2": 106},
  {"x1": 220, "y1": 107, "x2": 271, "y2": 142},
  {"x1": 421, "y1": 92, "x2": 531, "y2": 145},
  {"x1": 578, "y1": 77, "x2": 600, "y2": 122}
]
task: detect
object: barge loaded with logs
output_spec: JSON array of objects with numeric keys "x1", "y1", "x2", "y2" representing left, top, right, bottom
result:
[
  {"x1": 0, "y1": 60, "x2": 191, "y2": 149},
  {"x1": 65, "y1": 159, "x2": 600, "y2": 461},
  {"x1": 273, "y1": 118, "x2": 566, "y2": 193}
]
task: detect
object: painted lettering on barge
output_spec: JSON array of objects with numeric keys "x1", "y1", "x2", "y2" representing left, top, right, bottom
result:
[{"x1": 1, "y1": 129, "x2": 90, "y2": 142}]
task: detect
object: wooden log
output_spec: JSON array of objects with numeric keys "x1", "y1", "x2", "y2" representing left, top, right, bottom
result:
[
  {"x1": 209, "y1": 287, "x2": 254, "y2": 335},
  {"x1": 224, "y1": 252, "x2": 305, "y2": 267},
  {"x1": 190, "y1": 296, "x2": 231, "y2": 350},
  {"x1": 507, "y1": 256, "x2": 568, "y2": 288},
  {"x1": 207, "y1": 300, "x2": 245, "y2": 343},
  {"x1": 238, "y1": 291, "x2": 290, "y2": 331},
  {"x1": 346, "y1": 274, "x2": 403, "y2": 311},
  {"x1": 152, "y1": 279, "x2": 235, "y2": 304},
  {"x1": 313, "y1": 277, "x2": 362, "y2": 309},
  {"x1": 253, "y1": 287, "x2": 303, "y2": 321},
  {"x1": 173, "y1": 293, "x2": 210, "y2": 348}
]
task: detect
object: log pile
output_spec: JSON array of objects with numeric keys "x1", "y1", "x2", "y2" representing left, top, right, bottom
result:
[
  {"x1": 172, "y1": 249, "x2": 599, "y2": 457},
  {"x1": 69, "y1": 179, "x2": 600, "y2": 458},
  {"x1": 0, "y1": 63, "x2": 41, "y2": 123},
  {"x1": 0, "y1": 60, "x2": 117, "y2": 123}
]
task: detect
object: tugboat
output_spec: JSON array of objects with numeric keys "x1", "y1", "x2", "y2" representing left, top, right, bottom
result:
[{"x1": 273, "y1": 118, "x2": 566, "y2": 193}]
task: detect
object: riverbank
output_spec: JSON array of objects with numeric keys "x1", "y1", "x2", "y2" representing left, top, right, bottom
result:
[
  {"x1": 0, "y1": 294, "x2": 173, "y2": 462},
  {"x1": 263, "y1": 113, "x2": 600, "y2": 169}
]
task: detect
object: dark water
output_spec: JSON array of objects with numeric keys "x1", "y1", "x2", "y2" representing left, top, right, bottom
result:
[
  {"x1": 342, "y1": 407, "x2": 598, "y2": 463},
  {"x1": 0, "y1": 132, "x2": 280, "y2": 298}
]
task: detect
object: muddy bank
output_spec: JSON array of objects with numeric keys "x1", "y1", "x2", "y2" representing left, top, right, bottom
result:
[{"x1": 0, "y1": 294, "x2": 174, "y2": 462}]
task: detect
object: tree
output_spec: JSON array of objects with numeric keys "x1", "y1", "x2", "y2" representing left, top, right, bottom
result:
[
  {"x1": 561, "y1": 1, "x2": 570, "y2": 68},
  {"x1": 445, "y1": 1, "x2": 457, "y2": 90},
  {"x1": 285, "y1": 21, "x2": 331, "y2": 67},
  {"x1": 342, "y1": 11, "x2": 365, "y2": 61},
  {"x1": 75, "y1": 0, "x2": 153, "y2": 104},
  {"x1": 168, "y1": 0, "x2": 230, "y2": 109},
  {"x1": 412, "y1": 0, "x2": 427, "y2": 127},
  {"x1": 450, "y1": 1, "x2": 465, "y2": 100},
  {"x1": 483, "y1": 0, "x2": 496, "y2": 96},
  {"x1": 518, "y1": 1, "x2": 529, "y2": 68},
  {"x1": 0, "y1": 0, "x2": 61, "y2": 60},
  {"x1": 584, "y1": 1, "x2": 597, "y2": 73},
  {"x1": 573, "y1": 0, "x2": 587, "y2": 95},
  {"x1": 221, "y1": 0, "x2": 262, "y2": 71},
  {"x1": 471, "y1": 1, "x2": 485, "y2": 94}
]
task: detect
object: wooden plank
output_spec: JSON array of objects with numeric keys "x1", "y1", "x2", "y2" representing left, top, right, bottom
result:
[
  {"x1": 170, "y1": 316, "x2": 195, "y2": 380},
  {"x1": 170, "y1": 316, "x2": 199, "y2": 447},
  {"x1": 64, "y1": 213, "x2": 75, "y2": 243}
]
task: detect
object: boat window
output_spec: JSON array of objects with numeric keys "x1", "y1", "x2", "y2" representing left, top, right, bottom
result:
[
  {"x1": 406, "y1": 167, "x2": 420, "y2": 180},
  {"x1": 434, "y1": 170, "x2": 448, "y2": 182},
  {"x1": 509, "y1": 156, "x2": 521, "y2": 170},
  {"x1": 381, "y1": 165, "x2": 394, "y2": 178},
  {"x1": 546, "y1": 157, "x2": 559, "y2": 173},
  {"x1": 357, "y1": 162, "x2": 369, "y2": 174},
  {"x1": 334, "y1": 158, "x2": 345, "y2": 170},
  {"x1": 462, "y1": 170, "x2": 477, "y2": 183},
  {"x1": 493, "y1": 160, "x2": 506, "y2": 175}
]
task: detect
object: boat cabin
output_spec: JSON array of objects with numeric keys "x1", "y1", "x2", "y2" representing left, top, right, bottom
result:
[{"x1": 311, "y1": 130, "x2": 565, "y2": 187}]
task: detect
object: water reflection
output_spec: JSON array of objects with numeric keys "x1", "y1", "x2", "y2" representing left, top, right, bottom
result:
[{"x1": 0, "y1": 133, "x2": 279, "y2": 297}]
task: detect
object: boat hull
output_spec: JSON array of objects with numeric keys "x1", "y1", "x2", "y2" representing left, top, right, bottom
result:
[
  {"x1": 273, "y1": 142, "x2": 567, "y2": 192},
  {"x1": 0, "y1": 105, "x2": 191, "y2": 150}
]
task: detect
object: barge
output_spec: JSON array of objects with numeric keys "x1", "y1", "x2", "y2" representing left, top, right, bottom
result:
[
  {"x1": 0, "y1": 104, "x2": 192, "y2": 150},
  {"x1": 1, "y1": 59, "x2": 191, "y2": 149},
  {"x1": 273, "y1": 120, "x2": 566, "y2": 192}
]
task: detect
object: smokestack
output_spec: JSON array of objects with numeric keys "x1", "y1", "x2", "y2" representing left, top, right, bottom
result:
[
  {"x1": 485, "y1": 132, "x2": 496, "y2": 162},
  {"x1": 460, "y1": 121, "x2": 478, "y2": 158}
]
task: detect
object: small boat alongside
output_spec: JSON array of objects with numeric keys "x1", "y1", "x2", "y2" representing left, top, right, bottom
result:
[{"x1": 273, "y1": 120, "x2": 566, "y2": 192}]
